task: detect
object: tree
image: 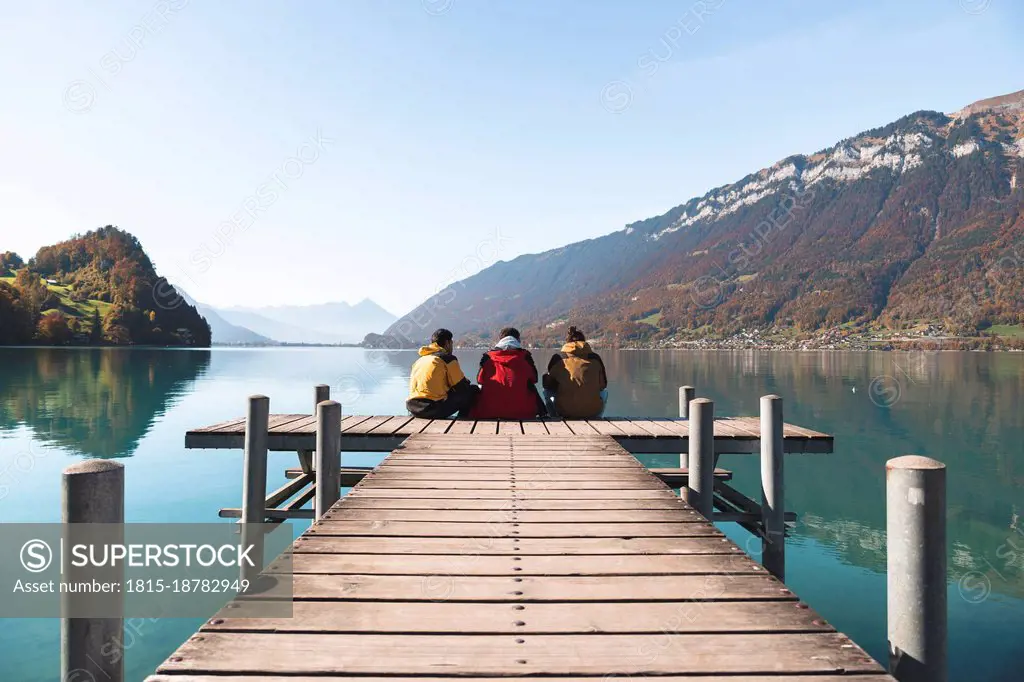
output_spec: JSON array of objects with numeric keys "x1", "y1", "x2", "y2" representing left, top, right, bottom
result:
[
  {"x1": 88, "y1": 308, "x2": 103, "y2": 344},
  {"x1": 0, "y1": 283, "x2": 34, "y2": 343},
  {"x1": 37, "y1": 311, "x2": 72, "y2": 345},
  {"x1": 102, "y1": 307, "x2": 131, "y2": 345},
  {"x1": 0, "y1": 251, "x2": 23, "y2": 274},
  {"x1": 13, "y1": 267, "x2": 48, "y2": 316}
]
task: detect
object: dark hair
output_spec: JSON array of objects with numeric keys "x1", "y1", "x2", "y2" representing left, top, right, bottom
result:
[
  {"x1": 431, "y1": 328, "x2": 454, "y2": 346},
  {"x1": 566, "y1": 326, "x2": 585, "y2": 343},
  {"x1": 499, "y1": 327, "x2": 520, "y2": 341}
]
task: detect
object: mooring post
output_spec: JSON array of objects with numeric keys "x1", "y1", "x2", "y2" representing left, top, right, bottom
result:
[
  {"x1": 686, "y1": 398, "x2": 714, "y2": 518},
  {"x1": 62, "y1": 459, "x2": 125, "y2": 682},
  {"x1": 678, "y1": 386, "x2": 695, "y2": 419},
  {"x1": 315, "y1": 400, "x2": 342, "y2": 519},
  {"x1": 887, "y1": 455, "x2": 947, "y2": 682},
  {"x1": 760, "y1": 394, "x2": 785, "y2": 580},
  {"x1": 241, "y1": 395, "x2": 270, "y2": 524},
  {"x1": 314, "y1": 384, "x2": 330, "y2": 408},
  {"x1": 299, "y1": 386, "x2": 330, "y2": 473}
]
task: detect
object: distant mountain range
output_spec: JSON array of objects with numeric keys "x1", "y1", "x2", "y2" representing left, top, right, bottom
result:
[
  {"x1": 178, "y1": 293, "x2": 397, "y2": 345},
  {"x1": 382, "y1": 89, "x2": 1024, "y2": 347}
]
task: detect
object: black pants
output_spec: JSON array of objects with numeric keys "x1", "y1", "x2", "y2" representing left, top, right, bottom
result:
[{"x1": 406, "y1": 382, "x2": 479, "y2": 419}]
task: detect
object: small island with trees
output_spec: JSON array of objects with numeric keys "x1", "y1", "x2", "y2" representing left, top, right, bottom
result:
[{"x1": 0, "y1": 226, "x2": 210, "y2": 347}]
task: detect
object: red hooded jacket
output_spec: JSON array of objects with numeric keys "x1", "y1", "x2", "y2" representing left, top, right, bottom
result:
[{"x1": 470, "y1": 348, "x2": 543, "y2": 419}]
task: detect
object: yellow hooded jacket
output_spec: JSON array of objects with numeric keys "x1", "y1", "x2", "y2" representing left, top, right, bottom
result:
[{"x1": 408, "y1": 343, "x2": 468, "y2": 402}]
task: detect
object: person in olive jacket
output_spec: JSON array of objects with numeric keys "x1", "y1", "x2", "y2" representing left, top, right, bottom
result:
[{"x1": 541, "y1": 326, "x2": 608, "y2": 418}]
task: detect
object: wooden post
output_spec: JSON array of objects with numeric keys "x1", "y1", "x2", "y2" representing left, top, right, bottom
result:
[
  {"x1": 315, "y1": 400, "x2": 342, "y2": 519},
  {"x1": 686, "y1": 398, "x2": 714, "y2": 518},
  {"x1": 314, "y1": 384, "x2": 330, "y2": 408},
  {"x1": 299, "y1": 386, "x2": 331, "y2": 473},
  {"x1": 760, "y1": 394, "x2": 785, "y2": 580},
  {"x1": 241, "y1": 395, "x2": 270, "y2": 524},
  {"x1": 678, "y1": 386, "x2": 695, "y2": 467},
  {"x1": 887, "y1": 456, "x2": 947, "y2": 682},
  {"x1": 62, "y1": 459, "x2": 124, "y2": 682},
  {"x1": 678, "y1": 386, "x2": 695, "y2": 419}
]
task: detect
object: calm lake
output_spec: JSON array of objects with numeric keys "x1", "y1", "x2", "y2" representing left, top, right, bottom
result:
[{"x1": 0, "y1": 347, "x2": 1022, "y2": 681}]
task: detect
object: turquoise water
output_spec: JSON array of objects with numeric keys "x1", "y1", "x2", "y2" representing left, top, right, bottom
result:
[{"x1": 1, "y1": 347, "x2": 1022, "y2": 681}]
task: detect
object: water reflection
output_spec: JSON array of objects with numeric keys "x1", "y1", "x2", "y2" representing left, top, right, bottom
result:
[{"x1": 0, "y1": 348, "x2": 210, "y2": 458}]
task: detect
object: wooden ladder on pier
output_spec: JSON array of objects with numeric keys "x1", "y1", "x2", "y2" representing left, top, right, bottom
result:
[{"x1": 148, "y1": 433, "x2": 893, "y2": 680}]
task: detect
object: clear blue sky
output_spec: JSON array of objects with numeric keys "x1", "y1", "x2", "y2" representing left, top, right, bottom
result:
[{"x1": 1, "y1": 0, "x2": 1021, "y2": 315}]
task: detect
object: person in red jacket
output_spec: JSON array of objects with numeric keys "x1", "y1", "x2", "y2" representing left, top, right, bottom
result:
[{"x1": 470, "y1": 327, "x2": 546, "y2": 419}]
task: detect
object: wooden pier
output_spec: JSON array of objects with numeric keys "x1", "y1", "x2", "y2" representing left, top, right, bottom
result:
[{"x1": 144, "y1": 393, "x2": 898, "y2": 681}]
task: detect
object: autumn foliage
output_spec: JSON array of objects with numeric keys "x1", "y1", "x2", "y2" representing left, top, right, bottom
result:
[{"x1": 0, "y1": 226, "x2": 210, "y2": 347}]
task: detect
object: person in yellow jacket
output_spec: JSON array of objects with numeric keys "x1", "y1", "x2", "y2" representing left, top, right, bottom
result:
[
  {"x1": 406, "y1": 328, "x2": 479, "y2": 419},
  {"x1": 541, "y1": 326, "x2": 609, "y2": 418}
]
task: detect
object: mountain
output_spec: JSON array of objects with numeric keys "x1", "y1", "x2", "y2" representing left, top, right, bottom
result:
[
  {"x1": 175, "y1": 289, "x2": 272, "y2": 345},
  {"x1": 383, "y1": 89, "x2": 1024, "y2": 347},
  {"x1": 0, "y1": 226, "x2": 210, "y2": 347},
  {"x1": 222, "y1": 299, "x2": 396, "y2": 344}
]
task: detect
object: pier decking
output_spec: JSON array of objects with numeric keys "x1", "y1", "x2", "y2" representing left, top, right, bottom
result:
[
  {"x1": 186, "y1": 414, "x2": 834, "y2": 454},
  {"x1": 148, "y1": 427, "x2": 893, "y2": 681}
]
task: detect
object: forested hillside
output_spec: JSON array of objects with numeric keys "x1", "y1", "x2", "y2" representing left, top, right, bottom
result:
[
  {"x1": 0, "y1": 226, "x2": 210, "y2": 346},
  {"x1": 382, "y1": 90, "x2": 1024, "y2": 348}
]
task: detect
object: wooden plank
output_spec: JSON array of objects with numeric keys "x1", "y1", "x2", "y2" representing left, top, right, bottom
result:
[
  {"x1": 621, "y1": 419, "x2": 676, "y2": 437},
  {"x1": 520, "y1": 420, "x2": 549, "y2": 435},
  {"x1": 307, "y1": 521, "x2": 720, "y2": 538},
  {"x1": 497, "y1": 420, "x2": 523, "y2": 435},
  {"x1": 148, "y1": 671, "x2": 892, "y2": 675},
  {"x1": 420, "y1": 419, "x2": 455, "y2": 434},
  {"x1": 542, "y1": 420, "x2": 573, "y2": 436},
  {"x1": 282, "y1": 485, "x2": 315, "y2": 512},
  {"x1": 285, "y1": 552, "x2": 763, "y2": 575},
  {"x1": 721, "y1": 416, "x2": 761, "y2": 438},
  {"x1": 275, "y1": 415, "x2": 318, "y2": 434},
  {"x1": 202, "y1": 599, "x2": 826, "y2": 633},
  {"x1": 387, "y1": 456, "x2": 623, "y2": 462},
  {"x1": 710, "y1": 419, "x2": 751, "y2": 438},
  {"x1": 260, "y1": 414, "x2": 311, "y2": 432},
  {"x1": 382, "y1": 455, "x2": 631, "y2": 463},
  {"x1": 155, "y1": 632, "x2": 883, "y2": 676},
  {"x1": 393, "y1": 417, "x2": 432, "y2": 436},
  {"x1": 606, "y1": 419, "x2": 656, "y2": 437},
  {"x1": 376, "y1": 463, "x2": 644, "y2": 471},
  {"x1": 352, "y1": 480, "x2": 665, "y2": 490},
  {"x1": 367, "y1": 416, "x2": 413, "y2": 435},
  {"x1": 564, "y1": 420, "x2": 599, "y2": 435},
  {"x1": 290, "y1": 573, "x2": 787, "y2": 601},
  {"x1": 647, "y1": 418, "x2": 690, "y2": 437},
  {"x1": 322, "y1": 508, "x2": 702, "y2": 523},
  {"x1": 344, "y1": 415, "x2": 393, "y2": 435},
  {"x1": 337, "y1": 415, "x2": 374, "y2": 433},
  {"x1": 446, "y1": 420, "x2": 475, "y2": 435},
  {"x1": 586, "y1": 419, "x2": 627, "y2": 436},
  {"x1": 345, "y1": 489, "x2": 678, "y2": 499},
  {"x1": 293, "y1": 535, "x2": 743, "y2": 555},
  {"x1": 335, "y1": 498, "x2": 688, "y2": 510},
  {"x1": 781, "y1": 421, "x2": 832, "y2": 439},
  {"x1": 369, "y1": 470, "x2": 653, "y2": 479},
  {"x1": 473, "y1": 420, "x2": 499, "y2": 434},
  {"x1": 265, "y1": 473, "x2": 314, "y2": 508}
]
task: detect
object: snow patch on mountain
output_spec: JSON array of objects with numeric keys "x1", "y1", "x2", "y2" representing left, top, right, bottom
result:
[{"x1": 644, "y1": 126, "x2": 1012, "y2": 242}]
